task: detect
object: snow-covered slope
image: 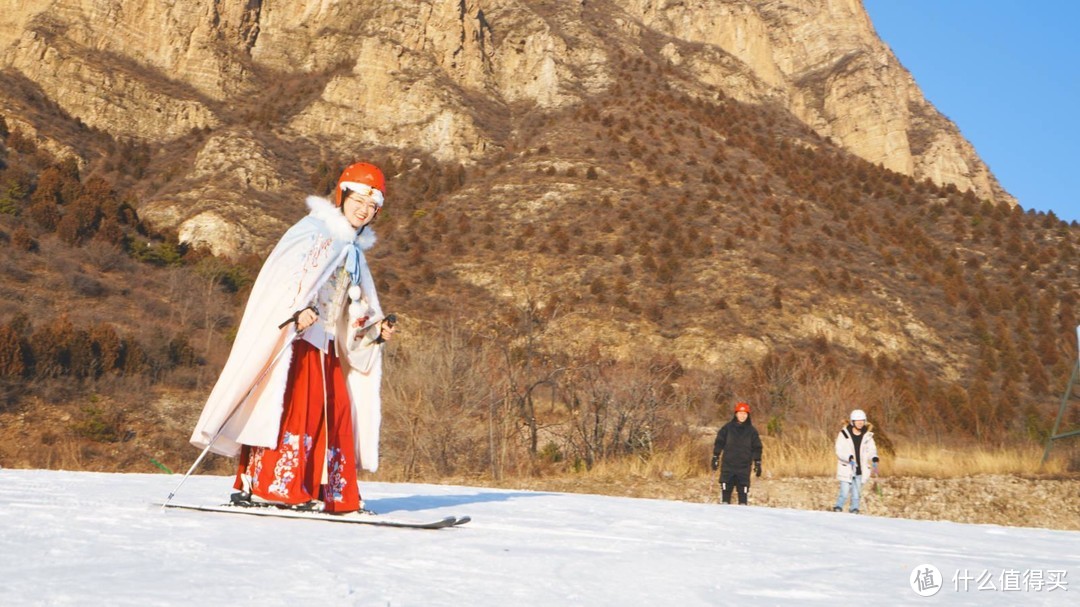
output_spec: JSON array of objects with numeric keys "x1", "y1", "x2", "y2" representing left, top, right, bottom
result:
[{"x1": 0, "y1": 469, "x2": 1075, "y2": 606}]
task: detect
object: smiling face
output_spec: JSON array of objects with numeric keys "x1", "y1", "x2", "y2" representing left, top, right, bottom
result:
[{"x1": 341, "y1": 189, "x2": 380, "y2": 229}]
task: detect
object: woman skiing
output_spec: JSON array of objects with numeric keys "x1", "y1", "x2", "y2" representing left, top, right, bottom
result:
[{"x1": 189, "y1": 162, "x2": 394, "y2": 514}]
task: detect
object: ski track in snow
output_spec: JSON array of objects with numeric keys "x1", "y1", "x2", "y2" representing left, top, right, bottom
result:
[{"x1": 0, "y1": 469, "x2": 1076, "y2": 606}]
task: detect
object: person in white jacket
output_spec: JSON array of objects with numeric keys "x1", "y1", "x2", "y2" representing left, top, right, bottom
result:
[
  {"x1": 189, "y1": 162, "x2": 394, "y2": 514},
  {"x1": 832, "y1": 409, "x2": 879, "y2": 514}
]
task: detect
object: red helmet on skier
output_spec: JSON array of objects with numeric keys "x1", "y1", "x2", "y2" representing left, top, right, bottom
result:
[
  {"x1": 734, "y1": 402, "x2": 750, "y2": 414},
  {"x1": 335, "y1": 162, "x2": 386, "y2": 208}
]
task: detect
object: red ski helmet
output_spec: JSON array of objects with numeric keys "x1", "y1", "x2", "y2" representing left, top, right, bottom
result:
[
  {"x1": 335, "y1": 162, "x2": 386, "y2": 208},
  {"x1": 734, "y1": 402, "x2": 750, "y2": 414}
]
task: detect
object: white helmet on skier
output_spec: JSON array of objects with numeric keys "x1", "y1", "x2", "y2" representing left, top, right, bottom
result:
[{"x1": 850, "y1": 409, "x2": 867, "y2": 422}]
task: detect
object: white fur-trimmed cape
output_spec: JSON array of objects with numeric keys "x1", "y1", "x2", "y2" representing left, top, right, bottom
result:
[{"x1": 189, "y1": 196, "x2": 384, "y2": 471}]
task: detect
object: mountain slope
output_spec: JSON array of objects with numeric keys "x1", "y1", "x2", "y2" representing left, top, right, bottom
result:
[
  {"x1": 0, "y1": 1, "x2": 1077, "y2": 473},
  {"x1": 1, "y1": 0, "x2": 1012, "y2": 258}
]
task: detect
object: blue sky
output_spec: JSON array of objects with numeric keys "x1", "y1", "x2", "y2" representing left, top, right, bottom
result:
[{"x1": 863, "y1": 1, "x2": 1080, "y2": 224}]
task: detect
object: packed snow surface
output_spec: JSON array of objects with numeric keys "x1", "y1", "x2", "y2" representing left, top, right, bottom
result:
[{"x1": 0, "y1": 469, "x2": 1076, "y2": 606}]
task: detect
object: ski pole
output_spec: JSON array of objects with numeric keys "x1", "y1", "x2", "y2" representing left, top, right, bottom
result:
[{"x1": 161, "y1": 327, "x2": 299, "y2": 509}]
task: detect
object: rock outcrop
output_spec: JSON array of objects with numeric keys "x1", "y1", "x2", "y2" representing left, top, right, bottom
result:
[
  {"x1": 0, "y1": 0, "x2": 1015, "y2": 253},
  {"x1": 611, "y1": 0, "x2": 1011, "y2": 204}
]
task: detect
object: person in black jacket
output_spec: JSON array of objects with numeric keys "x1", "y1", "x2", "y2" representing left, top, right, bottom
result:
[{"x1": 711, "y1": 402, "x2": 763, "y2": 505}]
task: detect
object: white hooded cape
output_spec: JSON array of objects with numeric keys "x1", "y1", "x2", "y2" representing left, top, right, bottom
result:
[{"x1": 189, "y1": 196, "x2": 384, "y2": 472}]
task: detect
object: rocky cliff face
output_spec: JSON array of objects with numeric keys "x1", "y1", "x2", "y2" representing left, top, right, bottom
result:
[
  {"x1": 2, "y1": 1, "x2": 1012, "y2": 242},
  {"x1": 611, "y1": 0, "x2": 1010, "y2": 204}
]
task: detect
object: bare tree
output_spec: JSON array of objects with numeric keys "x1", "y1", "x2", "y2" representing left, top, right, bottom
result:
[
  {"x1": 559, "y1": 355, "x2": 681, "y2": 469},
  {"x1": 489, "y1": 267, "x2": 568, "y2": 459},
  {"x1": 383, "y1": 320, "x2": 499, "y2": 477}
]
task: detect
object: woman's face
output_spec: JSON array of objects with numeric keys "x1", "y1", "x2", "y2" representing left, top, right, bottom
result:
[{"x1": 342, "y1": 190, "x2": 380, "y2": 229}]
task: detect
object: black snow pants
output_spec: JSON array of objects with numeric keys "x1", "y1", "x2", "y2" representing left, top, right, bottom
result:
[{"x1": 720, "y1": 470, "x2": 750, "y2": 505}]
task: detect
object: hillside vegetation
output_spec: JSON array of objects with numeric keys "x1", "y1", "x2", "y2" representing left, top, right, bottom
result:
[{"x1": 0, "y1": 49, "x2": 1078, "y2": 482}]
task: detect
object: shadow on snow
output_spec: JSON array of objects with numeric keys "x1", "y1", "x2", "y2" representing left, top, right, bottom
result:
[{"x1": 367, "y1": 490, "x2": 553, "y2": 514}]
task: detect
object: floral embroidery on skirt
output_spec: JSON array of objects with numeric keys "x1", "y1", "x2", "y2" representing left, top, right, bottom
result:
[{"x1": 235, "y1": 340, "x2": 361, "y2": 512}]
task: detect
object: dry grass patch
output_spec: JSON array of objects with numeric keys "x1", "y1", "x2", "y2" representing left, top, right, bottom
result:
[{"x1": 889, "y1": 442, "x2": 1070, "y2": 478}]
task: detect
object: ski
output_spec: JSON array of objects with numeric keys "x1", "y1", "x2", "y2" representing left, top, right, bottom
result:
[{"x1": 159, "y1": 502, "x2": 468, "y2": 529}]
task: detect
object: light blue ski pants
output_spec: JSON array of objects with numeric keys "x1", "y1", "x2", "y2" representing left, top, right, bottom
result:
[{"x1": 834, "y1": 475, "x2": 863, "y2": 512}]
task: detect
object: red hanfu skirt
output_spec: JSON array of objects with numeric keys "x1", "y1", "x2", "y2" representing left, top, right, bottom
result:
[{"x1": 234, "y1": 339, "x2": 361, "y2": 513}]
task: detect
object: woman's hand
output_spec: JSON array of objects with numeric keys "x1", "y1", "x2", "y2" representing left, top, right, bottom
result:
[
  {"x1": 378, "y1": 318, "x2": 396, "y2": 342},
  {"x1": 296, "y1": 308, "x2": 319, "y2": 332}
]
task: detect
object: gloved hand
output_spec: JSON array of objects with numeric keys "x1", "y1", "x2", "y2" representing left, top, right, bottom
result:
[
  {"x1": 753, "y1": 461, "x2": 762, "y2": 477},
  {"x1": 710, "y1": 455, "x2": 719, "y2": 471},
  {"x1": 871, "y1": 461, "x2": 879, "y2": 477}
]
